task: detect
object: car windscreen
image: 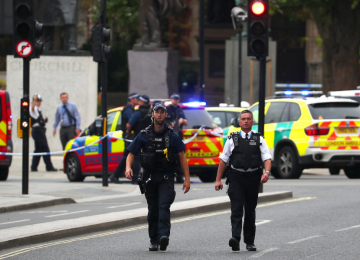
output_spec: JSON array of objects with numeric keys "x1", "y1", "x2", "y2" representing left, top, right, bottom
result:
[
  {"x1": 308, "y1": 102, "x2": 360, "y2": 119},
  {"x1": 182, "y1": 108, "x2": 218, "y2": 129}
]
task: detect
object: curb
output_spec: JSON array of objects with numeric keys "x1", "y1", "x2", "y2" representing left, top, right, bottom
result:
[
  {"x1": 0, "y1": 191, "x2": 292, "y2": 251},
  {"x1": 0, "y1": 198, "x2": 76, "y2": 214}
]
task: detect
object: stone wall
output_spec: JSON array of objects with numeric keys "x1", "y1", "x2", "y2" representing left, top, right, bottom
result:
[{"x1": 6, "y1": 55, "x2": 98, "y2": 155}]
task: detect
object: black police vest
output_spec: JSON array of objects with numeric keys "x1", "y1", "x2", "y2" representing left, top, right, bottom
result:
[
  {"x1": 121, "y1": 103, "x2": 134, "y2": 133},
  {"x1": 132, "y1": 105, "x2": 152, "y2": 136},
  {"x1": 30, "y1": 110, "x2": 46, "y2": 127},
  {"x1": 140, "y1": 125, "x2": 179, "y2": 173},
  {"x1": 229, "y1": 132, "x2": 263, "y2": 170}
]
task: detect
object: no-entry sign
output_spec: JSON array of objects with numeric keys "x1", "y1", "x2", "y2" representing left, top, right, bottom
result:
[{"x1": 16, "y1": 41, "x2": 33, "y2": 57}]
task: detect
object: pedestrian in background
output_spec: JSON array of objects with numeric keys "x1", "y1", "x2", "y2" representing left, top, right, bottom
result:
[
  {"x1": 53, "y1": 92, "x2": 81, "y2": 150},
  {"x1": 125, "y1": 103, "x2": 191, "y2": 251},
  {"x1": 215, "y1": 110, "x2": 271, "y2": 252},
  {"x1": 165, "y1": 93, "x2": 188, "y2": 183},
  {"x1": 30, "y1": 94, "x2": 57, "y2": 172},
  {"x1": 109, "y1": 92, "x2": 139, "y2": 183}
]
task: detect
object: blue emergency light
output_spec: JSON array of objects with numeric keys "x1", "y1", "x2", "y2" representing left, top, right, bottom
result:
[{"x1": 182, "y1": 101, "x2": 207, "y2": 107}]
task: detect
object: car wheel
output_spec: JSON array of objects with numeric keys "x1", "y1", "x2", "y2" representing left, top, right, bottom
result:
[
  {"x1": 198, "y1": 170, "x2": 217, "y2": 183},
  {"x1": 65, "y1": 154, "x2": 85, "y2": 182},
  {"x1": 329, "y1": 167, "x2": 340, "y2": 175},
  {"x1": 276, "y1": 147, "x2": 302, "y2": 179},
  {"x1": 344, "y1": 166, "x2": 360, "y2": 179},
  {"x1": 0, "y1": 166, "x2": 9, "y2": 181}
]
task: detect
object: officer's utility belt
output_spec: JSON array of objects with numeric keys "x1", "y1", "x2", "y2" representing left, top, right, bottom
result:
[{"x1": 229, "y1": 168, "x2": 262, "y2": 176}]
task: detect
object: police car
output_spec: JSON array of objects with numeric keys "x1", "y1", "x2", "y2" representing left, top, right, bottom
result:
[
  {"x1": 0, "y1": 90, "x2": 12, "y2": 181},
  {"x1": 227, "y1": 92, "x2": 360, "y2": 179},
  {"x1": 205, "y1": 104, "x2": 246, "y2": 129},
  {"x1": 63, "y1": 102, "x2": 223, "y2": 182}
]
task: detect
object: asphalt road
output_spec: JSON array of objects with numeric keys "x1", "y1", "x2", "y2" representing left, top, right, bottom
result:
[{"x1": 1, "y1": 173, "x2": 359, "y2": 259}]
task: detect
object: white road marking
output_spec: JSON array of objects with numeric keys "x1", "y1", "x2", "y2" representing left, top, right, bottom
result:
[
  {"x1": 0, "y1": 219, "x2": 30, "y2": 226},
  {"x1": 106, "y1": 202, "x2": 142, "y2": 209},
  {"x1": 256, "y1": 220, "x2": 272, "y2": 226},
  {"x1": 19, "y1": 211, "x2": 68, "y2": 214},
  {"x1": 335, "y1": 225, "x2": 360, "y2": 232},
  {"x1": 288, "y1": 235, "x2": 322, "y2": 244},
  {"x1": 45, "y1": 210, "x2": 90, "y2": 218},
  {"x1": 250, "y1": 248, "x2": 278, "y2": 258}
]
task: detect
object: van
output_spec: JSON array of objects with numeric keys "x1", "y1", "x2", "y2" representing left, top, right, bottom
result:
[{"x1": 0, "y1": 90, "x2": 13, "y2": 180}]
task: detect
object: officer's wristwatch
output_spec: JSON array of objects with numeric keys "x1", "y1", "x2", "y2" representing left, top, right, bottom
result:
[{"x1": 264, "y1": 171, "x2": 271, "y2": 175}]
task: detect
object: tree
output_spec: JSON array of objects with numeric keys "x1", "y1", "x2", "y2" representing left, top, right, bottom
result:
[{"x1": 272, "y1": 0, "x2": 360, "y2": 93}]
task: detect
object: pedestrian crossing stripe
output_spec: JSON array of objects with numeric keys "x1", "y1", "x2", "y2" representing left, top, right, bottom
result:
[{"x1": 0, "y1": 197, "x2": 316, "y2": 259}]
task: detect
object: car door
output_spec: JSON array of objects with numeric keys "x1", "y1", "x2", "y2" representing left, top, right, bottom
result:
[{"x1": 107, "y1": 110, "x2": 126, "y2": 172}]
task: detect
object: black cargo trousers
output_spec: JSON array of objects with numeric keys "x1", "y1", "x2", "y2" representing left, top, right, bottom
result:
[
  {"x1": 227, "y1": 169, "x2": 262, "y2": 244},
  {"x1": 144, "y1": 171, "x2": 176, "y2": 244}
]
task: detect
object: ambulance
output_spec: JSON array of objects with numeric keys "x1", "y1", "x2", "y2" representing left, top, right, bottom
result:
[{"x1": 0, "y1": 90, "x2": 12, "y2": 181}]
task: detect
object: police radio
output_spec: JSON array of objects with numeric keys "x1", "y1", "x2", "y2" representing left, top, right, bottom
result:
[{"x1": 95, "y1": 118, "x2": 104, "y2": 136}]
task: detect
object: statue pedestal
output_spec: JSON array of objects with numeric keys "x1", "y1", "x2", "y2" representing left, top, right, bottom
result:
[{"x1": 127, "y1": 50, "x2": 179, "y2": 99}]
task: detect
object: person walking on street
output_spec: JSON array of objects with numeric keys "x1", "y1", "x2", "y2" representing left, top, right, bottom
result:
[
  {"x1": 53, "y1": 92, "x2": 81, "y2": 150},
  {"x1": 215, "y1": 110, "x2": 271, "y2": 252},
  {"x1": 165, "y1": 93, "x2": 188, "y2": 183},
  {"x1": 30, "y1": 94, "x2": 57, "y2": 172},
  {"x1": 125, "y1": 102, "x2": 191, "y2": 251},
  {"x1": 109, "y1": 92, "x2": 139, "y2": 183}
]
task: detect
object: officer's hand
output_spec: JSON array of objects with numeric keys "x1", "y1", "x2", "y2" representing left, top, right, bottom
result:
[
  {"x1": 182, "y1": 179, "x2": 190, "y2": 194},
  {"x1": 125, "y1": 168, "x2": 133, "y2": 180},
  {"x1": 215, "y1": 181, "x2": 223, "y2": 191},
  {"x1": 260, "y1": 172, "x2": 269, "y2": 183},
  {"x1": 53, "y1": 130, "x2": 56, "y2": 137},
  {"x1": 178, "y1": 118, "x2": 184, "y2": 126},
  {"x1": 75, "y1": 129, "x2": 81, "y2": 135}
]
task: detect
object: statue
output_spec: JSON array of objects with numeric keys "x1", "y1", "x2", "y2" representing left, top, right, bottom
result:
[
  {"x1": 135, "y1": 0, "x2": 186, "y2": 49},
  {"x1": 35, "y1": 0, "x2": 78, "y2": 51}
]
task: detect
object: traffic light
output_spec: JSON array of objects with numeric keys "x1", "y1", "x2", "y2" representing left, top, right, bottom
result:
[
  {"x1": 20, "y1": 97, "x2": 30, "y2": 130},
  {"x1": 92, "y1": 25, "x2": 111, "y2": 62},
  {"x1": 13, "y1": 0, "x2": 43, "y2": 59},
  {"x1": 247, "y1": 0, "x2": 269, "y2": 58}
]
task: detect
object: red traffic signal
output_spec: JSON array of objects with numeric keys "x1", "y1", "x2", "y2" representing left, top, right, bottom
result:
[
  {"x1": 22, "y1": 101, "x2": 29, "y2": 107},
  {"x1": 251, "y1": 1, "x2": 265, "y2": 16}
]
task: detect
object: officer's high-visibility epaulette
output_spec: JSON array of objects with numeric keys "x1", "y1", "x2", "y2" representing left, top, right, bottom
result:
[{"x1": 228, "y1": 132, "x2": 240, "y2": 139}]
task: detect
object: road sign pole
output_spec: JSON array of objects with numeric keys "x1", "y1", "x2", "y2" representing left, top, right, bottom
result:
[
  {"x1": 22, "y1": 58, "x2": 30, "y2": 194},
  {"x1": 258, "y1": 57, "x2": 266, "y2": 193},
  {"x1": 100, "y1": 0, "x2": 108, "y2": 187}
]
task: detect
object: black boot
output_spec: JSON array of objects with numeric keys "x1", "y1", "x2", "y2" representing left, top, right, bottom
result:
[
  {"x1": 159, "y1": 236, "x2": 169, "y2": 251},
  {"x1": 149, "y1": 243, "x2": 158, "y2": 251},
  {"x1": 229, "y1": 237, "x2": 240, "y2": 251},
  {"x1": 109, "y1": 174, "x2": 120, "y2": 184}
]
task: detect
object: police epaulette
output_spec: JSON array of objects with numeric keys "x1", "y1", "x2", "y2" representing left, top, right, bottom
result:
[
  {"x1": 252, "y1": 131, "x2": 263, "y2": 137},
  {"x1": 228, "y1": 132, "x2": 239, "y2": 139}
]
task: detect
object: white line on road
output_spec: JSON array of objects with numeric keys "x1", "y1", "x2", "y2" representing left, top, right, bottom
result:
[
  {"x1": 335, "y1": 225, "x2": 360, "y2": 232},
  {"x1": 45, "y1": 210, "x2": 90, "y2": 218},
  {"x1": 250, "y1": 248, "x2": 278, "y2": 258},
  {"x1": 0, "y1": 219, "x2": 30, "y2": 226},
  {"x1": 107, "y1": 202, "x2": 142, "y2": 209},
  {"x1": 288, "y1": 235, "x2": 322, "y2": 244},
  {"x1": 256, "y1": 220, "x2": 272, "y2": 226},
  {"x1": 19, "y1": 211, "x2": 68, "y2": 214}
]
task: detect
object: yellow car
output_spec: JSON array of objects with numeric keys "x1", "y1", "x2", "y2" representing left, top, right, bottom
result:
[{"x1": 227, "y1": 96, "x2": 360, "y2": 179}]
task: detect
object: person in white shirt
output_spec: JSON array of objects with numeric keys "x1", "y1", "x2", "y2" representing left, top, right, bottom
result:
[
  {"x1": 215, "y1": 110, "x2": 271, "y2": 252},
  {"x1": 30, "y1": 94, "x2": 57, "y2": 172}
]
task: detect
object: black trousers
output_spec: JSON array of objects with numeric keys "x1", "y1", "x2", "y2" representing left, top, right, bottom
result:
[
  {"x1": 227, "y1": 170, "x2": 261, "y2": 244},
  {"x1": 31, "y1": 127, "x2": 54, "y2": 171},
  {"x1": 60, "y1": 125, "x2": 76, "y2": 150},
  {"x1": 144, "y1": 172, "x2": 176, "y2": 244}
]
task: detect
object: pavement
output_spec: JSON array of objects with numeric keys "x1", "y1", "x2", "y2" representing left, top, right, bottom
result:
[{"x1": 0, "y1": 156, "x2": 294, "y2": 250}]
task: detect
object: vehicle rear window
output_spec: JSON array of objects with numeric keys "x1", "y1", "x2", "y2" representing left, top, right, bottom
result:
[
  {"x1": 308, "y1": 102, "x2": 360, "y2": 119},
  {"x1": 182, "y1": 108, "x2": 218, "y2": 129}
]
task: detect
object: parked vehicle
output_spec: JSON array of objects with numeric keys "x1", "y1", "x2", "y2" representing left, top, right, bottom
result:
[{"x1": 0, "y1": 90, "x2": 13, "y2": 181}]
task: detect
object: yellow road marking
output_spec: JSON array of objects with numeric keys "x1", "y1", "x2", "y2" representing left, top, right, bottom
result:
[{"x1": 0, "y1": 197, "x2": 316, "y2": 259}]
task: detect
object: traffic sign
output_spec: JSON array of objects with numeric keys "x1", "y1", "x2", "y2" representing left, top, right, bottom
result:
[{"x1": 16, "y1": 40, "x2": 33, "y2": 57}]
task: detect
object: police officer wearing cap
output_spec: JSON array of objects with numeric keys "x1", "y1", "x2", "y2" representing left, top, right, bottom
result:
[
  {"x1": 215, "y1": 110, "x2": 271, "y2": 252},
  {"x1": 125, "y1": 103, "x2": 191, "y2": 252},
  {"x1": 165, "y1": 93, "x2": 188, "y2": 183},
  {"x1": 30, "y1": 94, "x2": 57, "y2": 172},
  {"x1": 109, "y1": 92, "x2": 139, "y2": 183}
]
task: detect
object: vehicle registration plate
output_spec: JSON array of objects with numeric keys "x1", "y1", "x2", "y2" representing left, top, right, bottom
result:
[{"x1": 336, "y1": 128, "x2": 357, "y2": 134}]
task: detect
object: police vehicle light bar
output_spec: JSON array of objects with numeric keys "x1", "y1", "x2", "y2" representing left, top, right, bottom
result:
[
  {"x1": 275, "y1": 91, "x2": 323, "y2": 97},
  {"x1": 182, "y1": 101, "x2": 206, "y2": 107}
]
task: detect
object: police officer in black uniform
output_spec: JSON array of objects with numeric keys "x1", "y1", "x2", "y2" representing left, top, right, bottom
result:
[
  {"x1": 165, "y1": 93, "x2": 188, "y2": 183},
  {"x1": 109, "y1": 92, "x2": 139, "y2": 183},
  {"x1": 30, "y1": 94, "x2": 57, "y2": 172},
  {"x1": 215, "y1": 110, "x2": 271, "y2": 252},
  {"x1": 125, "y1": 103, "x2": 191, "y2": 252}
]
